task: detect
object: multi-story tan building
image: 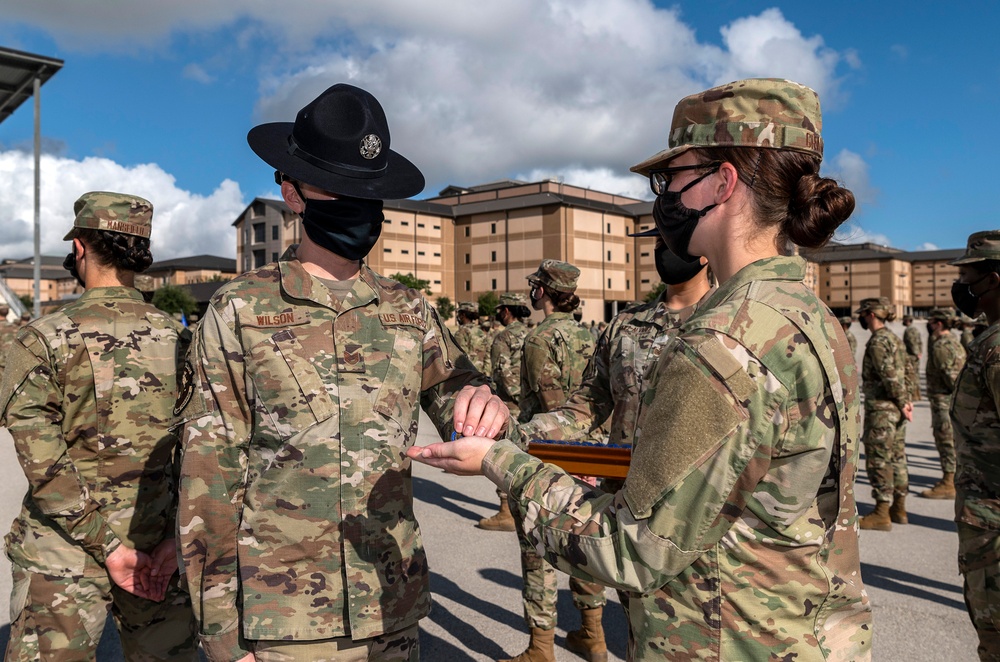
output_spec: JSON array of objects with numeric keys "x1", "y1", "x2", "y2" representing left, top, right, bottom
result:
[
  {"x1": 145, "y1": 255, "x2": 237, "y2": 288},
  {"x1": 0, "y1": 256, "x2": 81, "y2": 308},
  {"x1": 231, "y1": 180, "x2": 965, "y2": 323}
]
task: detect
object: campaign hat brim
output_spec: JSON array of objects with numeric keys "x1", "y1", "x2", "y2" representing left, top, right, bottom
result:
[{"x1": 248, "y1": 122, "x2": 425, "y2": 200}]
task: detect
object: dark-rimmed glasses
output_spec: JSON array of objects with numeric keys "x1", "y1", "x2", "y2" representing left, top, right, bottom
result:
[{"x1": 648, "y1": 161, "x2": 723, "y2": 196}]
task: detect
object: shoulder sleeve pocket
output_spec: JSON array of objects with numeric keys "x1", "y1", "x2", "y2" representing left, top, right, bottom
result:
[
  {"x1": 0, "y1": 334, "x2": 47, "y2": 421},
  {"x1": 625, "y1": 342, "x2": 748, "y2": 518}
]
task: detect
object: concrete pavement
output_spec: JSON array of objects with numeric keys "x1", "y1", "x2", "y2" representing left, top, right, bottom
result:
[{"x1": 0, "y1": 320, "x2": 981, "y2": 659}]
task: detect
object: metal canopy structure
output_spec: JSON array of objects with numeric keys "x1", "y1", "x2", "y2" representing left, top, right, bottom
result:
[{"x1": 0, "y1": 46, "x2": 63, "y2": 317}]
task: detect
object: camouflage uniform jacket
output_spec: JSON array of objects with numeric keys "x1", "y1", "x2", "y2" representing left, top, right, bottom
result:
[
  {"x1": 861, "y1": 327, "x2": 910, "y2": 412},
  {"x1": 0, "y1": 287, "x2": 186, "y2": 577},
  {"x1": 926, "y1": 331, "x2": 965, "y2": 396},
  {"x1": 517, "y1": 312, "x2": 595, "y2": 424},
  {"x1": 0, "y1": 317, "x2": 20, "y2": 381},
  {"x1": 846, "y1": 330, "x2": 858, "y2": 357},
  {"x1": 483, "y1": 257, "x2": 871, "y2": 660},
  {"x1": 904, "y1": 325, "x2": 922, "y2": 358},
  {"x1": 952, "y1": 322, "x2": 1000, "y2": 534},
  {"x1": 176, "y1": 251, "x2": 487, "y2": 660},
  {"x1": 491, "y1": 320, "x2": 529, "y2": 417},
  {"x1": 519, "y1": 290, "x2": 701, "y2": 447},
  {"x1": 453, "y1": 322, "x2": 490, "y2": 373}
]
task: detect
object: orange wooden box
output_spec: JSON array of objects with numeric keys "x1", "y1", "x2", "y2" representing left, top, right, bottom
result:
[{"x1": 527, "y1": 441, "x2": 632, "y2": 480}]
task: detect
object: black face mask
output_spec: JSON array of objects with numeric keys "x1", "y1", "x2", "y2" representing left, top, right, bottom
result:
[
  {"x1": 952, "y1": 274, "x2": 992, "y2": 319},
  {"x1": 300, "y1": 196, "x2": 385, "y2": 261},
  {"x1": 654, "y1": 243, "x2": 705, "y2": 285},
  {"x1": 652, "y1": 168, "x2": 719, "y2": 263},
  {"x1": 63, "y1": 251, "x2": 85, "y2": 289},
  {"x1": 858, "y1": 314, "x2": 869, "y2": 331}
]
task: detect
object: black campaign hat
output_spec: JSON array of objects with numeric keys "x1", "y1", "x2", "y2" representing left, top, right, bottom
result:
[{"x1": 247, "y1": 83, "x2": 425, "y2": 200}]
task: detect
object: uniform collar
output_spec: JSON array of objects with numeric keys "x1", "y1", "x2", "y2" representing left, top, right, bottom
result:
[
  {"x1": 277, "y1": 244, "x2": 378, "y2": 312},
  {"x1": 701, "y1": 255, "x2": 804, "y2": 310},
  {"x1": 78, "y1": 286, "x2": 144, "y2": 302}
]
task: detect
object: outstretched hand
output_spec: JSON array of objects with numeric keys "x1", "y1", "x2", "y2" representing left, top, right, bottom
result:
[
  {"x1": 406, "y1": 436, "x2": 496, "y2": 476},
  {"x1": 453, "y1": 385, "x2": 509, "y2": 439}
]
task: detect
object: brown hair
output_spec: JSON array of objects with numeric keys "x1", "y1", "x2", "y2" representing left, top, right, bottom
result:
[
  {"x1": 76, "y1": 228, "x2": 153, "y2": 273},
  {"x1": 697, "y1": 147, "x2": 855, "y2": 250},
  {"x1": 549, "y1": 290, "x2": 580, "y2": 313}
]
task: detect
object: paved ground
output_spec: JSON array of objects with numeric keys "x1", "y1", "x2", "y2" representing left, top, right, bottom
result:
[{"x1": 0, "y1": 320, "x2": 982, "y2": 660}]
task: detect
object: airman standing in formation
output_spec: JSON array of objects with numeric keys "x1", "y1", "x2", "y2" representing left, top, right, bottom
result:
[
  {"x1": 518, "y1": 238, "x2": 712, "y2": 660},
  {"x1": 410, "y1": 77, "x2": 872, "y2": 661},
  {"x1": 479, "y1": 292, "x2": 532, "y2": 532},
  {"x1": 920, "y1": 307, "x2": 965, "y2": 499},
  {"x1": 857, "y1": 296, "x2": 914, "y2": 531},
  {"x1": 454, "y1": 300, "x2": 490, "y2": 373},
  {"x1": 175, "y1": 84, "x2": 507, "y2": 662},
  {"x1": 1, "y1": 192, "x2": 198, "y2": 661},
  {"x1": 949, "y1": 230, "x2": 1000, "y2": 660},
  {"x1": 508, "y1": 259, "x2": 606, "y2": 662},
  {"x1": 840, "y1": 315, "x2": 858, "y2": 357},
  {"x1": 903, "y1": 314, "x2": 923, "y2": 400}
]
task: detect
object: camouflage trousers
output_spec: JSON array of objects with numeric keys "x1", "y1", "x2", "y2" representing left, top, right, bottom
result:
[
  {"x1": 958, "y1": 522, "x2": 1000, "y2": 661},
  {"x1": 906, "y1": 355, "x2": 921, "y2": 400},
  {"x1": 519, "y1": 537, "x2": 606, "y2": 630},
  {"x1": 5, "y1": 562, "x2": 198, "y2": 662},
  {"x1": 252, "y1": 624, "x2": 419, "y2": 662},
  {"x1": 862, "y1": 405, "x2": 908, "y2": 503},
  {"x1": 928, "y1": 393, "x2": 957, "y2": 474}
]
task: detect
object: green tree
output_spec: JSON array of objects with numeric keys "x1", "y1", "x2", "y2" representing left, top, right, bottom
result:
[
  {"x1": 152, "y1": 284, "x2": 199, "y2": 317},
  {"x1": 18, "y1": 294, "x2": 32, "y2": 310},
  {"x1": 435, "y1": 296, "x2": 455, "y2": 323},
  {"x1": 389, "y1": 272, "x2": 432, "y2": 295},
  {"x1": 644, "y1": 282, "x2": 666, "y2": 303},
  {"x1": 477, "y1": 291, "x2": 500, "y2": 319}
]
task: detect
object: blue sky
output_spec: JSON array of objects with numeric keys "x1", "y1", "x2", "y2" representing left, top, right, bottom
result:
[{"x1": 0, "y1": 1, "x2": 995, "y2": 259}]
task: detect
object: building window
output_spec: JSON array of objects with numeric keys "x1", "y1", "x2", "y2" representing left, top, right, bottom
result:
[
  {"x1": 626, "y1": 253, "x2": 630, "y2": 264},
  {"x1": 272, "y1": 252, "x2": 278, "y2": 262},
  {"x1": 491, "y1": 251, "x2": 497, "y2": 262},
  {"x1": 271, "y1": 225, "x2": 279, "y2": 241},
  {"x1": 434, "y1": 252, "x2": 441, "y2": 257},
  {"x1": 607, "y1": 278, "x2": 612, "y2": 288},
  {"x1": 607, "y1": 222, "x2": 611, "y2": 233},
  {"x1": 401, "y1": 220, "x2": 409, "y2": 226},
  {"x1": 465, "y1": 254, "x2": 470, "y2": 264},
  {"x1": 418, "y1": 251, "x2": 425, "y2": 256},
  {"x1": 491, "y1": 223, "x2": 496, "y2": 234},
  {"x1": 385, "y1": 219, "x2": 391, "y2": 224},
  {"x1": 384, "y1": 248, "x2": 392, "y2": 253},
  {"x1": 433, "y1": 225, "x2": 440, "y2": 230},
  {"x1": 626, "y1": 279, "x2": 630, "y2": 289},
  {"x1": 640, "y1": 252, "x2": 649, "y2": 258},
  {"x1": 844, "y1": 280, "x2": 848, "y2": 286},
  {"x1": 465, "y1": 281, "x2": 470, "y2": 291},
  {"x1": 607, "y1": 250, "x2": 612, "y2": 261},
  {"x1": 641, "y1": 278, "x2": 649, "y2": 284},
  {"x1": 492, "y1": 278, "x2": 497, "y2": 289},
  {"x1": 418, "y1": 223, "x2": 425, "y2": 228},
  {"x1": 464, "y1": 227, "x2": 470, "y2": 237},
  {"x1": 253, "y1": 249, "x2": 266, "y2": 269},
  {"x1": 434, "y1": 279, "x2": 441, "y2": 285},
  {"x1": 253, "y1": 223, "x2": 265, "y2": 243},
  {"x1": 401, "y1": 249, "x2": 410, "y2": 255}
]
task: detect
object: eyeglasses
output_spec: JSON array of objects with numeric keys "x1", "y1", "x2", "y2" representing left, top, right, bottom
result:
[{"x1": 648, "y1": 161, "x2": 723, "y2": 196}]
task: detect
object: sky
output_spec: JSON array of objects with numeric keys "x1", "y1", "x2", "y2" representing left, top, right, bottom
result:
[{"x1": 0, "y1": 1, "x2": 996, "y2": 261}]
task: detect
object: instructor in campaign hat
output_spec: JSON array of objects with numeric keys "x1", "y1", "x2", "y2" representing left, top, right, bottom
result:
[{"x1": 175, "y1": 83, "x2": 509, "y2": 662}]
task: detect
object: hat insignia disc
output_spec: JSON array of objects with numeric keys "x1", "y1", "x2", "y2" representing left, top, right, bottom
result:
[{"x1": 360, "y1": 134, "x2": 382, "y2": 160}]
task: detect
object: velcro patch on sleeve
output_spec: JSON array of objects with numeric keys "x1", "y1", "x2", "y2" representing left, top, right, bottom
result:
[
  {"x1": 625, "y1": 347, "x2": 747, "y2": 518},
  {"x1": 693, "y1": 336, "x2": 757, "y2": 403}
]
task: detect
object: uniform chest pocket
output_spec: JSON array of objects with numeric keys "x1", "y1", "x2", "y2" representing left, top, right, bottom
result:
[
  {"x1": 246, "y1": 326, "x2": 337, "y2": 437},
  {"x1": 371, "y1": 322, "x2": 424, "y2": 435}
]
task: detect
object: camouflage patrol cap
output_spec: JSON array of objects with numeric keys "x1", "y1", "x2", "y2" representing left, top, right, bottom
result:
[
  {"x1": 838, "y1": 316, "x2": 852, "y2": 325},
  {"x1": 526, "y1": 259, "x2": 580, "y2": 294},
  {"x1": 631, "y1": 78, "x2": 823, "y2": 176},
  {"x1": 950, "y1": 230, "x2": 1000, "y2": 265},
  {"x1": 854, "y1": 297, "x2": 892, "y2": 317},
  {"x1": 133, "y1": 274, "x2": 154, "y2": 292},
  {"x1": 457, "y1": 301, "x2": 478, "y2": 314},
  {"x1": 64, "y1": 191, "x2": 153, "y2": 241},
  {"x1": 498, "y1": 292, "x2": 529, "y2": 308},
  {"x1": 928, "y1": 307, "x2": 956, "y2": 323}
]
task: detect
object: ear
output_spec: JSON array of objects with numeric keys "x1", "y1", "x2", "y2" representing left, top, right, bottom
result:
[
  {"x1": 281, "y1": 180, "x2": 305, "y2": 214},
  {"x1": 73, "y1": 237, "x2": 85, "y2": 259},
  {"x1": 714, "y1": 162, "x2": 740, "y2": 205}
]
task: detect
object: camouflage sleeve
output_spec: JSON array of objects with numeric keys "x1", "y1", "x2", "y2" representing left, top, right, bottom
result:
[
  {"x1": 484, "y1": 332, "x2": 781, "y2": 592},
  {"x1": 176, "y1": 304, "x2": 253, "y2": 661},
  {"x1": 904, "y1": 327, "x2": 922, "y2": 356},
  {"x1": 934, "y1": 340, "x2": 962, "y2": 393},
  {"x1": 491, "y1": 334, "x2": 520, "y2": 404},
  {"x1": 419, "y1": 305, "x2": 492, "y2": 441},
  {"x1": 519, "y1": 326, "x2": 613, "y2": 443},
  {"x1": 870, "y1": 335, "x2": 909, "y2": 410},
  {"x1": 0, "y1": 329, "x2": 122, "y2": 562},
  {"x1": 522, "y1": 334, "x2": 565, "y2": 413}
]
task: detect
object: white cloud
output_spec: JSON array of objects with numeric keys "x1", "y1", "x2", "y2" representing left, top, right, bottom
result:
[
  {"x1": 516, "y1": 167, "x2": 651, "y2": 201},
  {"x1": 0, "y1": 150, "x2": 244, "y2": 262},
  {"x1": 3, "y1": 3, "x2": 858, "y2": 193},
  {"x1": 833, "y1": 223, "x2": 893, "y2": 247},
  {"x1": 182, "y1": 63, "x2": 215, "y2": 84},
  {"x1": 915, "y1": 242, "x2": 939, "y2": 251},
  {"x1": 825, "y1": 149, "x2": 878, "y2": 209}
]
